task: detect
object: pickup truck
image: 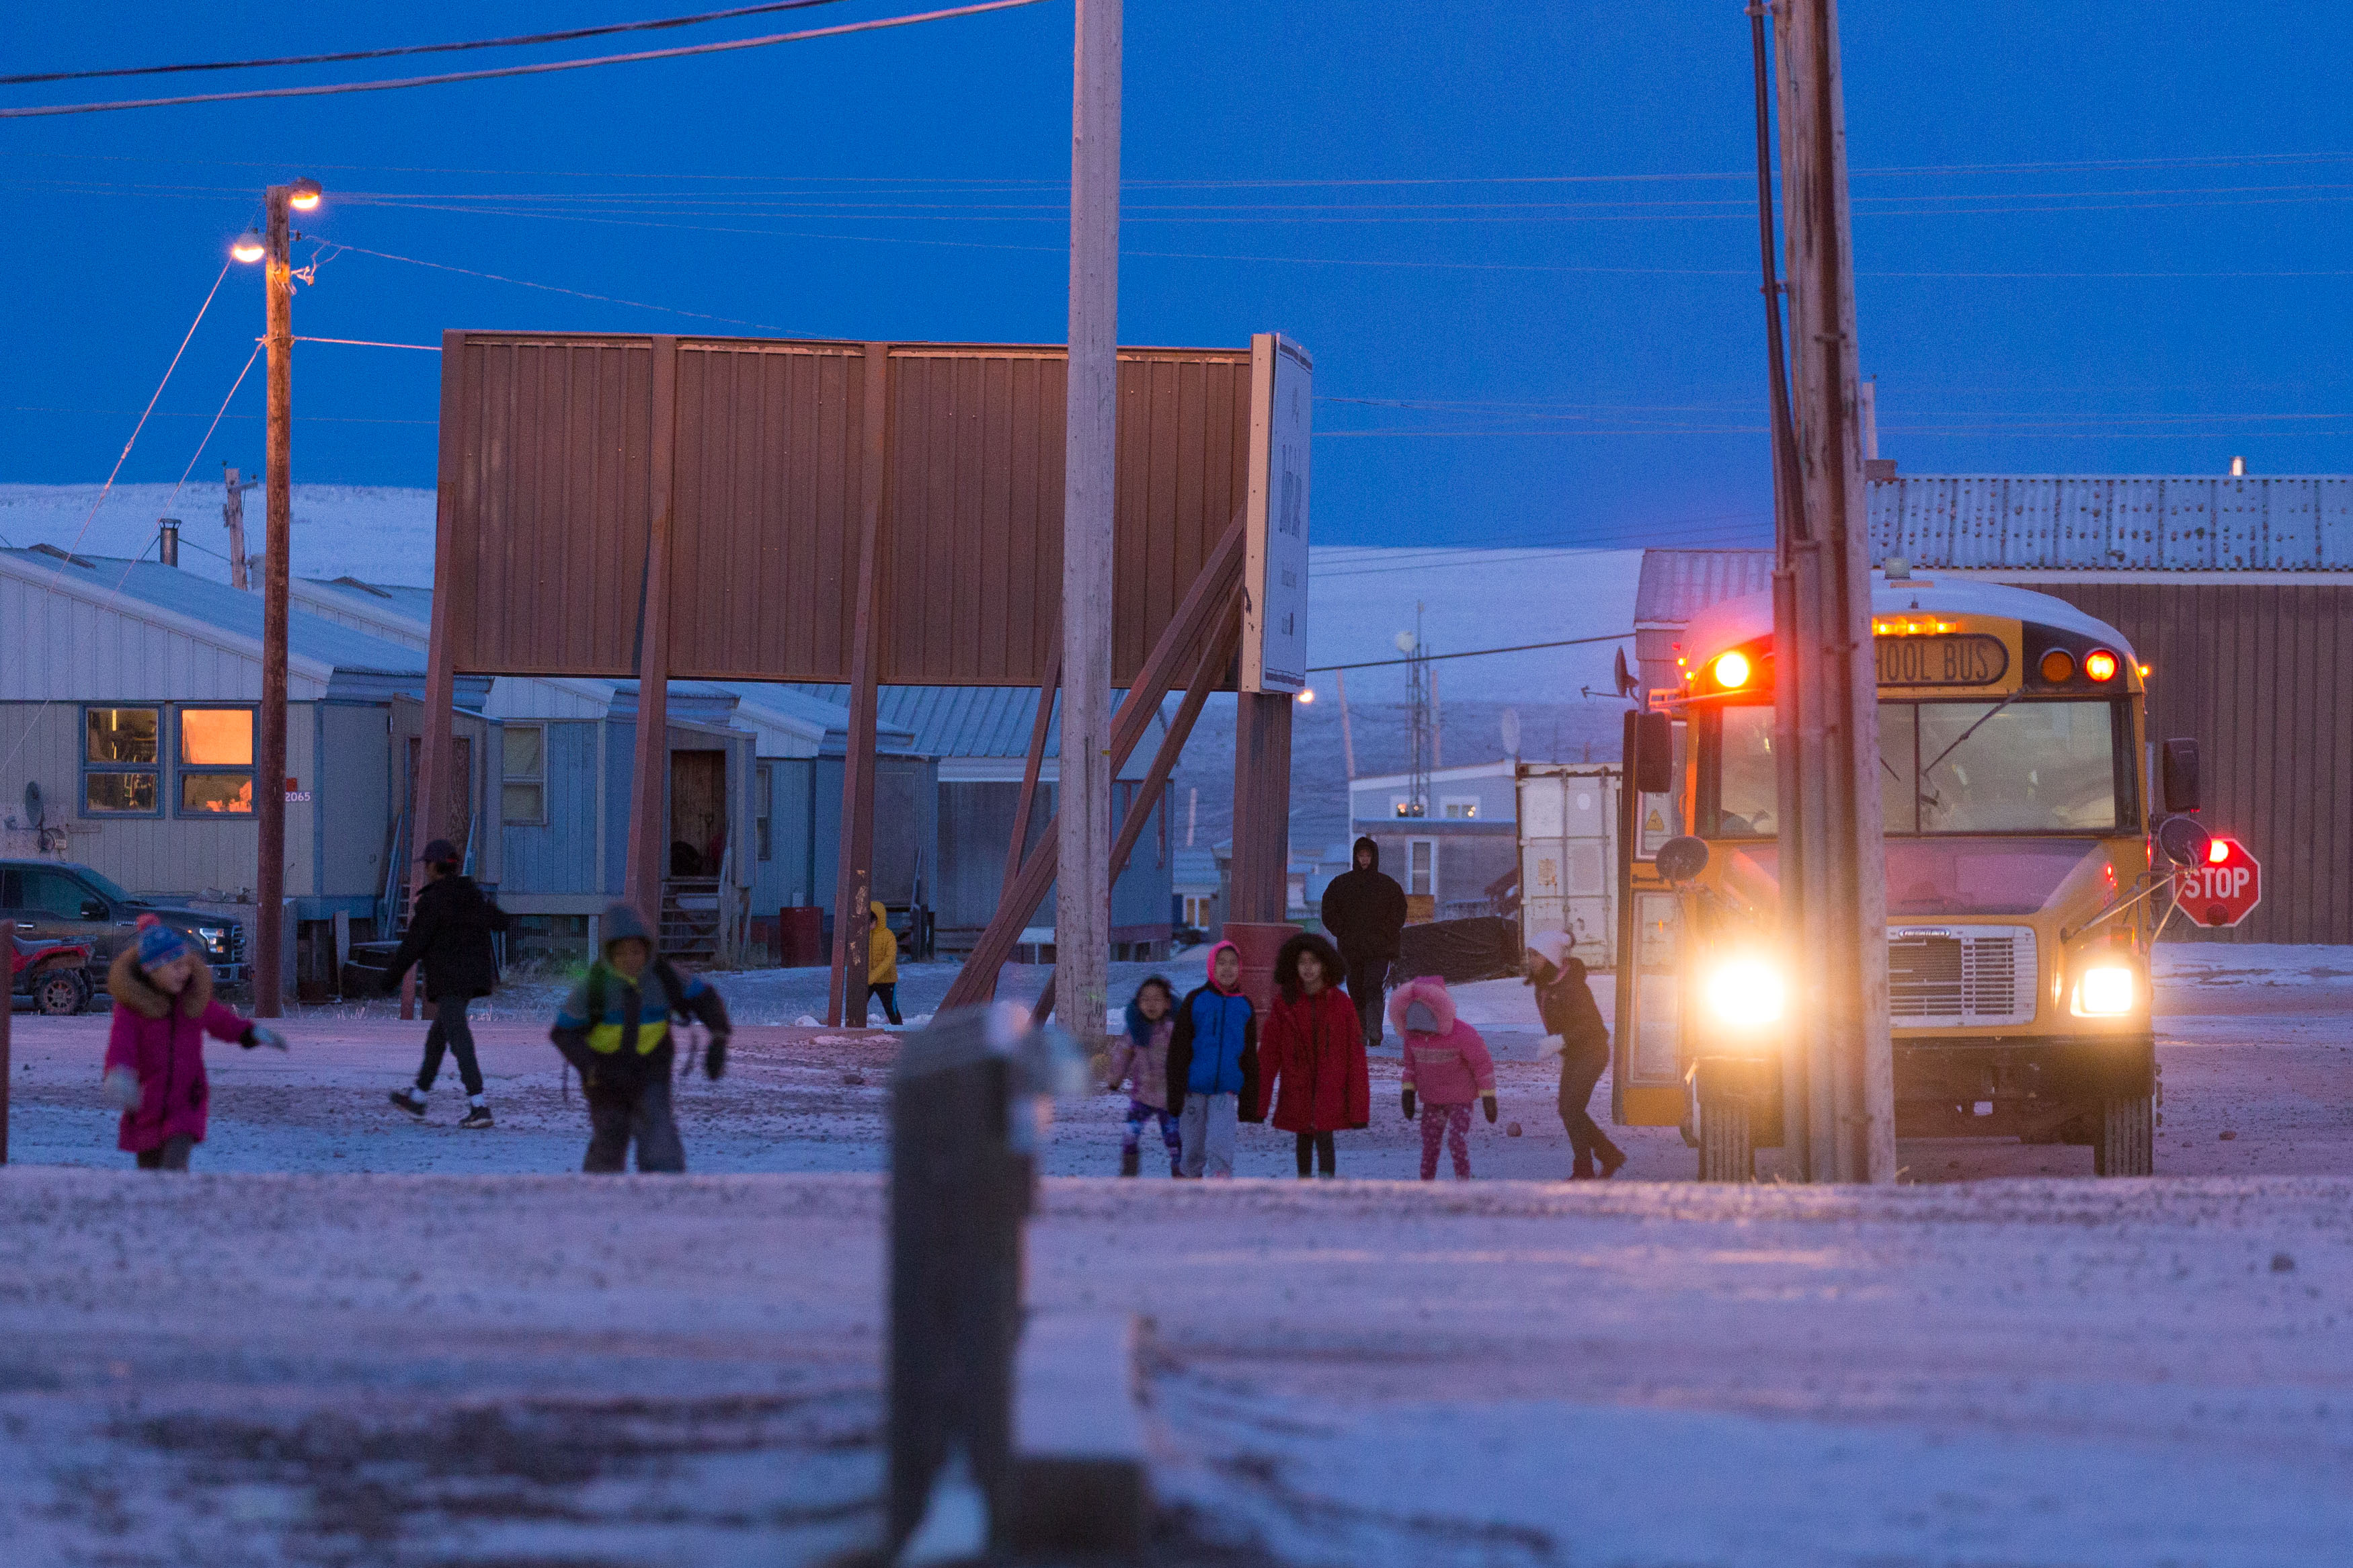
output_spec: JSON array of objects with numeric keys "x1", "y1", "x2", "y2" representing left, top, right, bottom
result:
[{"x1": 0, "y1": 860, "x2": 247, "y2": 990}]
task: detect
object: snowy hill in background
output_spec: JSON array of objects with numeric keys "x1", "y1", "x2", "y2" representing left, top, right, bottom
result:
[{"x1": 2, "y1": 483, "x2": 1641, "y2": 850}]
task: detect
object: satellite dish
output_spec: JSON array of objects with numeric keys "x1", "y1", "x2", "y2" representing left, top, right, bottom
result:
[
  {"x1": 1500, "y1": 707, "x2": 1521, "y2": 757},
  {"x1": 1394, "y1": 630, "x2": 1417, "y2": 654},
  {"x1": 1613, "y1": 646, "x2": 1638, "y2": 698},
  {"x1": 23, "y1": 781, "x2": 44, "y2": 829}
]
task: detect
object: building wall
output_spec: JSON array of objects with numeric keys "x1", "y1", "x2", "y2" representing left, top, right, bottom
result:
[
  {"x1": 749, "y1": 757, "x2": 820, "y2": 916},
  {"x1": 814, "y1": 755, "x2": 942, "y2": 913},
  {"x1": 1350, "y1": 769, "x2": 1519, "y2": 827},
  {"x1": 317, "y1": 703, "x2": 391, "y2": 903},
  {"x1": 0, "y1": 567, "x2": 331, "y2": 702},
  {"x1": 501, "y1": 719, "x2": 606, "y2": 897},
  {"x1": 2025, "y1": 580, "x2": 2353, "y2": 944},
  {"x1": 1358, "y1": 824, "x2": 1519, "y2": 916}
]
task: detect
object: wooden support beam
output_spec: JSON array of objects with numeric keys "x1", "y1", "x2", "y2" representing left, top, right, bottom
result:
[
  {"x1": 405, "y1": 328, "x2": 469, "y2": 1023},
  {"x1": 621, "y1": 335, "x2": 679, "y2": 932},
  {"x1": 1004, "y1": 629, "x2": 1062, "y2": 907},
  {"x1": 828, "y1": 342, "x2": 892, "y2": 1027},
  {"x1": 1228, "y1": 690, "x2": 1293, "y2": 924},
  {"x1": 941, "y1": 507, "x2": 1248, "y2": 1013},
  {"x1": 1032, "y1": 589, "x2": 1242, "y2": 1025}
]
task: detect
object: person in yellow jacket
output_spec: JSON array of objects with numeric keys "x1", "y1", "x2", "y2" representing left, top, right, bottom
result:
[{"x1": 866, "y1": 899, "x2": 903, "y2": 1024}]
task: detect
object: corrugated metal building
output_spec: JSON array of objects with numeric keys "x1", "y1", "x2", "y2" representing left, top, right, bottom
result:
[{"x1": 1634, "y1": 472, "x2": 2353, "y2": 944}]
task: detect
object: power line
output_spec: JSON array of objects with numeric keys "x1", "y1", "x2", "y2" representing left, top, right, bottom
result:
[
  {"x1": 0, "y1": 1, "x2": 852, "y2": 85},
  {"x1": 1308, "y1": 631, "x2": 1634, "y2": 675},
  {"x1": 326, "y1": 241, "x2": 797, "y2": 329},
  {"x1": 0, "y1": 0, "x2": 1050, "y2": 118}
]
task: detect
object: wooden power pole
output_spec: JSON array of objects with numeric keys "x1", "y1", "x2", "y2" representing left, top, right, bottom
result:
[
  {"x1": 253, "y1": 181, "x2": 301, "y2": 1016},
  {"x1": 1769, "y1": 0, "x2": 1894, "y2": 1182},
  {"x1": 1058, "y1": 0, "x2": 1120, "y2": 1048}
]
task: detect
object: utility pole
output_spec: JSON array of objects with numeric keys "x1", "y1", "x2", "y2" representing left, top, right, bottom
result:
[
  {"x1": 1057, "y1": 0, "x2": 1119, "y2": 1048},
  {"x1": 223, "y1": 465, "x2": 258, "y2": 589},
  {"x1": 247, "y1": 177, "x2": 319, "y2": 1016},
  {"x1": 1766, "y1": 1, "x2": 1894, "y2": 1182}
]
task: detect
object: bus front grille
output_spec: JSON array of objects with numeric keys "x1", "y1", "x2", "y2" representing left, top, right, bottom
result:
[{"x1": 1887, "y1": 927, "x2": 2036, "y2": 1027}]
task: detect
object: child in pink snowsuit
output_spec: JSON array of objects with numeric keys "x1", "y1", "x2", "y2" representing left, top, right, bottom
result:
[{"x1": 1390, "y1": 975, "x2": 1496, "y2": 1180}]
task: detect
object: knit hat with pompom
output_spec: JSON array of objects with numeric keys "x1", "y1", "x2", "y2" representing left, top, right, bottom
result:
[{"x1": 136, "y1": 914, "x2": 190, "y2": 968}]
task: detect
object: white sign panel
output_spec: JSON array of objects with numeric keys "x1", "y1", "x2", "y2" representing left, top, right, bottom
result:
[{"x1": 1243, "y1": 332, "x2": 1312, "y2": 693}]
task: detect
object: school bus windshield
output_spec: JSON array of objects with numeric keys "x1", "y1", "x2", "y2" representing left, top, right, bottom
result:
[{"x1": 1705, "y1": 698, "x2": 2136, "y2": 837}]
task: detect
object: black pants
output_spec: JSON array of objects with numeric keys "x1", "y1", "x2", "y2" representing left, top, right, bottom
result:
[
  {"x1": 136, "y1": 1134, "x2": 195, "y2": 1171},
  {"x1": 418, "y1": 995, "x2": 484, "y2": 1096},
  {"x1": 584, "y1": 1071, "x2": 686, "y2": 1173},
  {"x1": 1294, "y1": 1130, "x2": 1336, "y2": 1178},
  {"x1": 868, "y1": 982, "x2": 902, "y2": 1025},
  {"x1": 1345, "y1": 957, "x2": 1391, "y2": 1048},
  {"x1": 1558, "y1": 1048, "x2": 1620, "y2": 1172}
]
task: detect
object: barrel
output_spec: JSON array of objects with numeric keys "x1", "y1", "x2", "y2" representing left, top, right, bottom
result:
[
  {"x1": 1217, "y1": 921, "x2": 1302, "y2": 1021},
  {"x1": 779, "y1": 906, "x2": 826, "y2": 967}
]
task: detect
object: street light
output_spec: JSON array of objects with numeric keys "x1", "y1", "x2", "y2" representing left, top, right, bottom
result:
[
  {"x1": 248, "y1": 175, "x2": 321, "y2": 1018},
  {"x1": 231, "y1": 228, "x2": 266, "y2": 263}
]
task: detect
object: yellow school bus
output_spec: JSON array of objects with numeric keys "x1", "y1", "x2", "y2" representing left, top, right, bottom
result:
[{"x1": 1613, "y1": 570, "x2": 2204, "y2": 1180}]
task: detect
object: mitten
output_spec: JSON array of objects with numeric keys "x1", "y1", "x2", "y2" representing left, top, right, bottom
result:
[
  {"x1": 242, "y1": 1024, "x2": 289, "y2": 1052},
  {"x1": 705, "y1": 1034, "x2": 729, "y2": 1081},
  {"x1": 1401, "y1": 1087, "x2": 1417, "y2": 1120},
  {"x1": 1482, "y1": 1091, "x2": 1498, "y2": 1124},
  {"x1": 100, "y1": 1068, "x2": 143, "y2": 1110}
]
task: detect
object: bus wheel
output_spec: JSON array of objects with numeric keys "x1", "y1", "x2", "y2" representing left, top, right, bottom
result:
[
  {"x1": 2092, "y1": 1095, "x2": 2155, "y2": 1178},
  {"x1": 1696, "y1": 1096, "x2": 1755, "y2": 1183}
]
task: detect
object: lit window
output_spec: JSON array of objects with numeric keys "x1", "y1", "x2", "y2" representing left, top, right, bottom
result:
[
  {"x1": 177, "y1": 708, "x2": 255, "y2": 815},
  {"x1": 1442, "y1": 796, "x2": 1480, "y2": 821},
  {"x1": 84, "y1": 707, "x2": 160, "y2": 814},
  {"x1": 502, "y1": 725, "x2": 546, "y2": 825}
]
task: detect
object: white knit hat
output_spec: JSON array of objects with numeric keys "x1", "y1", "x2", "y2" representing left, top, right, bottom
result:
[{"x1": 1527, "y1": 928, "x2": 1575, "y2": 969}]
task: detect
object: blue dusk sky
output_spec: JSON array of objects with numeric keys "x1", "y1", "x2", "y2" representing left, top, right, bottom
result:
[{"x1": 5, "y1": 1, "x2": 2352, "y2": 554}]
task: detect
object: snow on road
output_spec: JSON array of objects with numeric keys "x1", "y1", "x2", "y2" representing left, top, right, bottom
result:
[{"x1": 3, "y1": 1171, "x2": 2350, "y2": 1566}]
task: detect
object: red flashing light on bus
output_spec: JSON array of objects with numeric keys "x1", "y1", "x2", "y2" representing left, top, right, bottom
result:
[
  {"x1": 1712, "y1": 651, "x2": 1751, "y2": 690},
  {"x1": 2207, "y1": 837, "x2": 2229, "y2": 866},
  {"x1": 2084, "y1": 649, "x2": 2119, "y2": 682}
]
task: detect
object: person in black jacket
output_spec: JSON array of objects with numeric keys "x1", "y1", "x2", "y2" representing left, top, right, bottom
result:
[
  {"x1": 381, "y1": 838, "x2": 510, "y2": 1128},
  {"x1": 1319, "y1": 835, "x2": 1408, "y2": 1051},
  {"x1": 1526, "y1": 929, "x2": 1625, "y2": 1179}
]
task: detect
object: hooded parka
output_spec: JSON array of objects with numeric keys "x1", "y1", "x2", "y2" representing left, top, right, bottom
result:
[
  {"x1": 101, "y1": 947, "x2": 263, "y2": 1153},
  {"x1": 1319, "y1": 836, "x2": 1408, "y2": 967},
  {"x1": 381, "y1": 872, "x2": 509, "y2": 1000},
  {"x1": 1259, "y1": 932, "x2": 1371, "y2": 1133}
]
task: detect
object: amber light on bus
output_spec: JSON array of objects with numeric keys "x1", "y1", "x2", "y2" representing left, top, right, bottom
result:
[
  {"x1": 1712, "y1": 651, "x2": 1751, "y2": 690},
  {"x1": 2038, "y1": 649, "x2": 2076, "y2": 683},
  {"x1": 2083, "y1": 649, "x2": 2120, "y2": 682}
]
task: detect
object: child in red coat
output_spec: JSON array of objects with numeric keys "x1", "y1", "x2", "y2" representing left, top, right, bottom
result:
[
  {"x1": 100, "y1": 915, "x2": 285, "y2": 1170},
  {"x1": 1259, "y1": 932, "x2": 1368, "y2": 1178},
  {"x1": 1391, "y1": 975, "x2": 1496, "y2": 1180}
]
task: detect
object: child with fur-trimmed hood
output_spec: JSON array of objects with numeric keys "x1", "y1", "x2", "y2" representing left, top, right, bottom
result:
[
  {"x1": 99, "y1": 915, "x2": 286, "y2": 1171},
  {"x1": 1390, "y1": 975, "x2": 1496, "y2": 1180},
  {"x1": 1259, "y1": 931, "x2": 1368, "y2": 1178}
]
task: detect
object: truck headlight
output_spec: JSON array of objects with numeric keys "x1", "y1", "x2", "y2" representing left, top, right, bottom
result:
[
  {"x1": 2076, "y1": 964, "x2": 2135, "y2": 1016},
  {"x1": 196, "y1": 925, "x2": 230, "y2": 954},
  {"x1": 1705, "y1": 957, "x2": 1785, "y2": 1028}
]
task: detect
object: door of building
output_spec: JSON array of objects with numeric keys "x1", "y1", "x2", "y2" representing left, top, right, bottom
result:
[{"x1": 670, "y1": 750, "x2": 727, "y2": 876}]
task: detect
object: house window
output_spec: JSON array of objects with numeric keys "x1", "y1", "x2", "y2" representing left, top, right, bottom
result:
[
  {"x1": 754, "y1": 764, "x2": 774, "y2": 862},
  {"x1": 177, "y1": 707, "x2": 255, "y2": 815},
  {"x1": 1408, "y1": 839, "x2": 1436, "y2": 897},
  {"x1": 1441, "y1": 795, "x2": 1480, "y2": 821},
  {"x1": 1390, "y1": 792, "x2": 1425, "y2": 819},
  {"x1": 84, "y1": 706, "x2": 160, "y2": 814},
  {"x1": 1183, "y1": 894, "x2": 1215, "y2": 927},
  {"x1": 502, "y1": 725, "x2": 546, "y2": 825}
]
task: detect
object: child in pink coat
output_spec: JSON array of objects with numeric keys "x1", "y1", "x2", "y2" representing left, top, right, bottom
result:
[
  {"x1": 100, "y1": 915, "x2": 284, "y2": 1170},
  {"x1": 1390, "y1": 975, "x2": 1496, "y2": 1180}
]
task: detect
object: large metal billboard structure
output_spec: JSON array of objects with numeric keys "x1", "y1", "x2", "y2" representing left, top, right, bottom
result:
[{"x1": 420, "y1": 329, "x2": 1305, "y2": 1020}]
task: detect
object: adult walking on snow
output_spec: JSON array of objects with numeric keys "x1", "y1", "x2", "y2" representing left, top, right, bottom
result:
[
  {"x1": 99, "y1": 915, "x2": 286, "y2": 1171},
  {"x1": 549, "y1": 902, "x2": 732, "y2": 1173},
  {"x1": 1527, "y1": 930, "x2": 1625, "y2": 1179},
  {"x1": 1320, "y1": 835, "x2": 1407, "y2": 1051},
  {"x1": 381, "y1": 838, "x2": 510, "y2": 1128},
  {"x1": 1165, "y1": 940, "x2": 1259, "y2": 1178},
  {"x1": 1259, "y1": 931, "x2": 1369, "y2": 1178}
]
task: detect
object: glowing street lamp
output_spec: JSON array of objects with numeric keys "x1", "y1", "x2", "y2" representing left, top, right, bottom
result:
[{"x1": 231, "y1": 229, "x2": 266, "y2": 263}]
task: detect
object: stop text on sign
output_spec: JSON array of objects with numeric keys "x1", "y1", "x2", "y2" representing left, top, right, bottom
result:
[
  {"x1": 1874, "y1": 633, "x2": 2009, "y2": 688},
  {"x1": 2177, "y1": 835, "x2": 2262, "y2": 928}
]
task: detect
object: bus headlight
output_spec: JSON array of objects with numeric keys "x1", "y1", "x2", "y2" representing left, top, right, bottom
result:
[
  {"x1": 2075, "y1": 964, "x2": 2135, "y2": 1016},
  {"x1": 1705, "y1": 957, "x2": 1785, "y2": 1028}
]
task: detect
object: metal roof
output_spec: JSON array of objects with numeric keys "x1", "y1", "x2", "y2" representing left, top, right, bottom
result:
[
  {"x1": 796, "y1": 684, "x2": 1152, "y2": 760},
  {"x1": 1868, "y1": 474, "x2": 2353, "y2": 572},
  {"x1": 1634, "y1": 548, "x2": 1776, "y2": 626},
  {"x1": 6, "y1": 547, "x2": 426, "y2": 675}
]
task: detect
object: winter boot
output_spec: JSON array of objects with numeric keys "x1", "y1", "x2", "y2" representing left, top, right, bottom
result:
[
  {"x1": 458, "y1": 1104, "x2": 495, "y2": 1130},
  {"x1": 1597, "y1": 1140, "x2": 1628, "y2": 1180},
  {"x1": 390, "y1": 1087, "x2": 427, "y2": 1118},
  {"x1": 1119, "y1": 1145, "x2": 1141, "y2": 1178}
]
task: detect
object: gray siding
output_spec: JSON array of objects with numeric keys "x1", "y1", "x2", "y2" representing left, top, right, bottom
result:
[
  {"x1": 749, "y1": 758, "x2": 820, "y2": 915},
  {"x1": 318, "y1": 704, "x2": 391, "y2": 901},
  {"x1": 501, "y1": 720, "x2": 604, "y2": 895}
]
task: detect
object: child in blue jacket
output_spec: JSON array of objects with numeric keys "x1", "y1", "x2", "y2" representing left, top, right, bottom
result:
[{"x1": 1164, "y1": 940, "x2": 1260, "y2": 1178}]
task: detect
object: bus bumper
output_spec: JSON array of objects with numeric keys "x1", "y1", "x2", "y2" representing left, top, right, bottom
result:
[{"x1": 1893, "y1": 1034, "x2": 2156, "y2": 1140}]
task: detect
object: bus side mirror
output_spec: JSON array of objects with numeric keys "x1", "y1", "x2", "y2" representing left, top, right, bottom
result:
[
  {"x1": 1655, "y1": 836, "x2": 1710, "y2": 885},
  {"x1": 2161, "y1": 738, "x2": 2200, "y2": 814},
  {"x1": 1634, "y1": 711, "x2": 1674, "y2": 794}
]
